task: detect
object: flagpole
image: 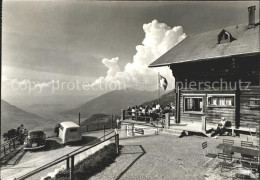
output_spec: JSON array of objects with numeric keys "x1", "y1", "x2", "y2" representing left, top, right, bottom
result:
[{"x1": 158, "y1": 72, "x2": 160, "y2": 104}]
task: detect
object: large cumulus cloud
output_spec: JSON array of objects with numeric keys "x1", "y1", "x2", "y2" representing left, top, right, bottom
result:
[{"x1": 92, "y1": 20, "x2": 186, "y2": 90}]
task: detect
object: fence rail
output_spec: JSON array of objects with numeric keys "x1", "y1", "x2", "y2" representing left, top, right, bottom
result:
[
  {"x1": 1, "y1": 136, "x2": 21, "y2": 159},
  {"x1": 16, "y1": 130, "x2": 119, "y2": 180}
]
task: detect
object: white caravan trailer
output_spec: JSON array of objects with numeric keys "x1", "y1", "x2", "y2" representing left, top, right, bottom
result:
[{"x1": 59, "y1": 121, "x2": 82, "y2": 144}]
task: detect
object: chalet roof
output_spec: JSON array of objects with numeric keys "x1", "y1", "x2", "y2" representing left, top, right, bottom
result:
[{"x1": 149, "y1": 22, "x2": 260, "y2": 67}]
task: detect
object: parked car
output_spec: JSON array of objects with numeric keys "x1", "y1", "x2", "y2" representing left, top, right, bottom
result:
[{"x1": 24, "y1": 130, "x2": 46, "y2": 150}]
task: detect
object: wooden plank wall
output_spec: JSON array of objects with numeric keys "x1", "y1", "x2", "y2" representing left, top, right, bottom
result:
[
  {"x1": 172, "y1": 55, "x2": 260, "y2": 127},
  {"x1": 180, "y1": 89, "x2": 236, "y2": 124},
  {"x1": 240, "y1": 86, "x2": 260, "y2": 127}
]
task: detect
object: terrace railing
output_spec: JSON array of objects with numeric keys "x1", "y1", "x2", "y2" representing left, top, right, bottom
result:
[
  {"x1": 15, "y1": 130, "x2": 119, "y2": 180},
  {"x1": 122, "y1": 110, "x2": 167, "y2": 121},
  {"x1": 121, "y1": 109, "x2": 173, "y2": 129}
]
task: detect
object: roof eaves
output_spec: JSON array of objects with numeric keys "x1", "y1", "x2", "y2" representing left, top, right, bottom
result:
[
  {"x1": 148, "y1": 62, "x2": 171, "y2": 68},
  {"x1": 168, "y1": 51, "x2": 260, "y2": 66}
]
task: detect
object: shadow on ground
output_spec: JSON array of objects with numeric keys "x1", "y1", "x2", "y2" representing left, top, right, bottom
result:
[
  {"x1": 115, "y1": 145, "x2": 146, "y2": 180},
  {"x1": 44, "y1": 139, "x2": 64, "y2": 151},
  {"x1": 66, "y1": 136, "x2": 101, "y2": 146}
]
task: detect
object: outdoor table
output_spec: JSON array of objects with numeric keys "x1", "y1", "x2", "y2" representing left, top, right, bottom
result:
[{"x1": 216, "y1": 144, "x2": 260, "y2": 157}]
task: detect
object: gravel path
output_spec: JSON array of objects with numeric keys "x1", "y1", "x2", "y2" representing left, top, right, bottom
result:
[{"x1": 89, "y1": 134, "x2": 223, "y2": 180}]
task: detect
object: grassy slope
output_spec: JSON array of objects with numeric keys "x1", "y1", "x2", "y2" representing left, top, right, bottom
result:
[{"x1": 55, "y1": 143, "x2": 119, "y2": 180}]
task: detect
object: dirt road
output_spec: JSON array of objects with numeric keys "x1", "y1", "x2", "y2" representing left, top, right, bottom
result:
[{"x1": 1, "y1": 131, "x2": 112, "y2": 180}]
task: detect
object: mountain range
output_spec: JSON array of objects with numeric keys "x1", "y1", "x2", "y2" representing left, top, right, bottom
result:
[
  {"x1": 61, "y1": 88, "x2": 159, "y2": 118},
  {"x1": 1, "y1": 100, "x2": 45, "y2": 133},
  {"x1": 142, "y1": 90, "x2": 176, "y2": 107}
]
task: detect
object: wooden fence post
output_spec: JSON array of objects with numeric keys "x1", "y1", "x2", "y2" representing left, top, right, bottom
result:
[
  {"x1": 121, "y1": 109, "x2": 125, "y2": 121},
  {"x1": 112, "y1": 114, "x2": 114, "y2": 129},
  {"x1": 115, "y1": 134, "x2": 119, "y2": 154},
  {"x1": 132, "y1": 124, "x2": 135, "y2": 137},
  {"x1": 70, "y1": 155, "x2": 75, "y2": 180},
  {"x1": 103, "y1": 125, "x2": 105, "y2": 141},
  {"x1": 13, "y1": 139, "x2": 16, "y2": 149},
  {"x1": 3, "y1": 146, "x2": 6, "y2": 156},
  {"x1": 66, "y1": 156, "x2": 70, "y2": 170},
  {"x1": 9, "y1": 143, "x2": 12, "y2": 153},
  {"x1": 157, "y1": 118, "x2": 159, "y2": 134}
]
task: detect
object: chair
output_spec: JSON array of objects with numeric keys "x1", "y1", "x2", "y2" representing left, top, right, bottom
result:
[
  {"x1": 241, "y1": 156, "x2": 259, "y2": 173},
  {"x1": 241, "y1": 141, "x2": 256, "y2": 160},
  {"x1": 215, "y1": 153, "x2": 235, "y2": 172},
  {"x1": 223, "y1": 139, "x2": 234, "y2": 145},
  {"x1": 202, "y1": 142, "x2": 218, "y2": 158},
  {"x1": 201, "y1": 142, "x2": 218, "y2": 167},
  {"x1": 241, "y1": 141, "x2": 253, "y2": 148},
  {"x1": 223, "y1": 139, "x2": 234, "y2": 155}
]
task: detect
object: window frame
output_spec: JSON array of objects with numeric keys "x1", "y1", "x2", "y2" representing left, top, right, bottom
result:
[
  {"x1": 207, "y1": 94, "x2": 235, "y2": 108},
  {"x1": 249, "y1": 98, "x2": 260, "y2": 107},
  {"x1": 183, "y1": 94, "x2": 205, "y2": 114}
]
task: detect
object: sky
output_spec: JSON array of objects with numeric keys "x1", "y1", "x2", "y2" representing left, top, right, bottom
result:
[{"x1": 2, "y1": 1, "x2": 259, "y2": 98}]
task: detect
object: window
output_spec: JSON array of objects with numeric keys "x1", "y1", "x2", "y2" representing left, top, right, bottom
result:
[
  {"x1": 184, "y1": 96, "x2": 204, "y2": 113},
  {"x1": 217, "y1": 29, "x2": 236, "y2": 44},
  {"x1": 60, "y1": 125, "x2": 64, "y2": 131},
  {"x1": 207, "y1": 94, "x2": 235, "y2": 107},
  {"x1": 249, "y1": 98, "x2": 260, "y2": 107},
  {"x1": 70, "y1": 128, "x2": 78, "y2": 132}
]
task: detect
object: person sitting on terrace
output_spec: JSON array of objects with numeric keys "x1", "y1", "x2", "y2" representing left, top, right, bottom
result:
[
  {"x1": 211, "y1": 117, "x2": 227, "y2": 137},
  {"x1": 127, "y1": 106, "x2": 131, "y2": 115},
  {"x1": 218, "y1": 117, "x2": 227, "y2": 135},
  {"x1": 132, "y1": 107, "x2": 136, "y2": 120},
  {"x1": 150, "y1": 107, "x2": 156, "y2": 124},
  {"x1": 155, "y1": 102, "x2": 161, "y2": 113},
  {"x1": 170, "y1": 102, "x2": 175, "y2": 110},
  {"x1": 142, "y1": 106, "x2": 146, "y2": 115}
]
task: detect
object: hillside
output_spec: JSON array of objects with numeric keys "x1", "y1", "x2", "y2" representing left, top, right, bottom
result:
[
  {"x1": 81, "y1": 114, "x2": 112, "y2": 126},
  {"x1": 1, "y1": 100, "x2": 45, "y2": 133},
  {"x1": 80, "y1": 113, "x2": 120, "y2": 132},
  {"x1": 142, "y1": 90, "x2": 176, "y2": 108},
  {"x1": 62, "y1": 89, "x2": 157, "y2": 118}
]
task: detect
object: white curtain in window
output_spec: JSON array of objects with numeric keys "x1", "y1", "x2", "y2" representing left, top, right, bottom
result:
[
  {"x1": 211, "y1": 98, "x2": 218, "y2": 105},
  {"x1": 225, "y1": 98, "x2": 232, "y2": 106},
  {"x1": 219, "y1": 98, "x2": 226, "y2": 106}
]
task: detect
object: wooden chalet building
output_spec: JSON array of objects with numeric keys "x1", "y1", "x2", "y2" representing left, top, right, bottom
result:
[{"x1": 149, "y1": 6, "x2": 260, "y2": 130}]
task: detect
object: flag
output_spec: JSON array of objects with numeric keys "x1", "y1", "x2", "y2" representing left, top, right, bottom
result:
[{"x1": 159, "y1": 74, "x2": 168, "y2": 90}]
